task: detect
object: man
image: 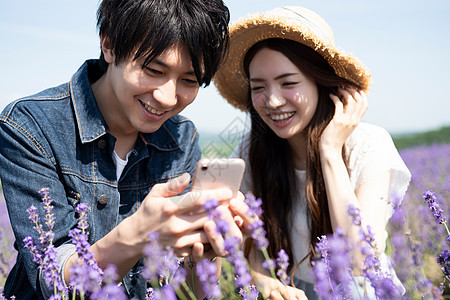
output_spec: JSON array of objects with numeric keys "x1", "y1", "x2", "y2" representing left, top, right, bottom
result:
[{"x1": 0, "y1": 0, "x2": 241, "y2": 298}]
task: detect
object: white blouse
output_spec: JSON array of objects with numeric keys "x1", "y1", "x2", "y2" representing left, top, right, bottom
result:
[{"x1": 231, "y1": 122, "x2": 411, "y2": 284}]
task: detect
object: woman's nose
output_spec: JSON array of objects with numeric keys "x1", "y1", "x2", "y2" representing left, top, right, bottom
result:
[{"x1": 266, "y1": 93, "x2": 285, "y2": 108}]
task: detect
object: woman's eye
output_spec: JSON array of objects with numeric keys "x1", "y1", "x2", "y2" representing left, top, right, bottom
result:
[
  {"x1": 283, "y1": 82, "x2": 298, "y2": 86},
  {"x1": 250, "y1": 86, "x2": 263, "y2": 92}
]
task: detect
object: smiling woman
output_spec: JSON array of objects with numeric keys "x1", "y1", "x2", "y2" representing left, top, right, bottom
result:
[{"x1": 214, "y1": 6, "x2": 411, "y2": 299}]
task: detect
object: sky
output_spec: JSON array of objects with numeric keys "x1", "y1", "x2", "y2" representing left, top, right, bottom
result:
[{"x1": 0, "y1": 0, "x2": 449, "y2": 137}]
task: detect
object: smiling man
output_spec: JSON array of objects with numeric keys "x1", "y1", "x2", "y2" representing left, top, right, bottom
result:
[{"x1": 0, "y1": 0, "x2": 235, "y2": 299}]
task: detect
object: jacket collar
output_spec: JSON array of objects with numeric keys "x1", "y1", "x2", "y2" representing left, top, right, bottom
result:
[{"x1": 69, "y1": 59, "x2": 179, "y2": 151}]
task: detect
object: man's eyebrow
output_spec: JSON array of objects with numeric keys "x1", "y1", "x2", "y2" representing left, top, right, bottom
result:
[
  {"x1": 250, "y1": 72, "x2": 298, "y2": 82},
  {"x1": 151, "y1": 58, "x2": 196, "y2": 75}
]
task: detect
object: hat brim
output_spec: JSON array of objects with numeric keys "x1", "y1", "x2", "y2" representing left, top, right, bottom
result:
[{"x1": 214, "y1": 12, "x2": 372, "y2": 112}]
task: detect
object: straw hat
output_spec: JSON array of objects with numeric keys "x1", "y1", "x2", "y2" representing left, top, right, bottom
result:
[{"x1": 214, "y1": 6, "x2": 372, "y2": 111}]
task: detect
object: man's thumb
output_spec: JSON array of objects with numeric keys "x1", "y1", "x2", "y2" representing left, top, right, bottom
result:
[{"x1": 150, "y1": 172, "x2": 191, "y2": 197}]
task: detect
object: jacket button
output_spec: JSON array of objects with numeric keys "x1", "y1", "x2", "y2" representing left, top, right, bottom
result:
[
  {"x1": 98, "y1": 140, "x2": 106, "y2": 149},
  {"x1": 98, "y1": 194, "x2": 108, "y2": 205}
]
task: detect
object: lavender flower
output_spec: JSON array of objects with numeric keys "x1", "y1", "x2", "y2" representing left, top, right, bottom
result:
[
  {"x1": 23, "y1": 235, "x2": 42, "y2": 265},
  {"x1": 196, "y1": 259, "x2": 221, "y2": 299},
  {"x1": 311, "y1": 259, "x2": 333, "y2": 298},
  {"x1": 423, "y1": 190, "x2": 447, "y2": 225},
  {"x1": 75, "y1": 202, "x2": 90, "y2": 232},
  {"x1": 26, "y1": 205, "x2": 45, "y2": 246},
  {"x1": 436, "y1": 250, "x2": 450, "y2": 279},
  {"x1": 65, "y1": 202, "x2": 110, "y2": 297},
  {"x1": 145, "y1": 287, "x2": 156, "y2": 300},
  {"x1": 203, "y1": 198, "x2": 219, "y2": 216},
  {"x1": 90, "y1": 265, "x2": 127, "y2": 300},
  {"x1": 244, "y1": 194, "x2": 268, "y2": 249},
  {"x1": 312, "y1": 228, "x2": 353, "y2": 299},
  {"x1": 39, "y1": 188, "x2": 54, "y2": 233},
  {"x1": 23, "y1": 189, "x2": 67, "y2": 296},
  {"x1": 239, "y1": 284, "x2": 259, "y2": 300},
  {"x1": 276, "y1": 249, "x2": 290, "y2": 285},
  {"x1": 327, "y1": 228, "x2": 353, "y2": 294},
  {"x1": 42, "y1": 244, "x2": 65, "y2": 293},
  {"x1": 348, "y1": 204, "x2": 404, "y2": 299},
  {"x1": 143, "y1": 231, "x2": 186, "y2": 295},
  {"x1": 244, "y1": 193, "x2": 263, "y2": 217},
  {"x1": 0, "y1": 196, "x2": 17, "y2": 279},
  {"x1": 347, "y1": 205, "x2": 362, "y2": 226},
  {"x1": 204, "y1": 198, "x2": 256, "y2": 299},
  {"x1": 262, "y1": 258, "x2": 275, "y2": 272}
]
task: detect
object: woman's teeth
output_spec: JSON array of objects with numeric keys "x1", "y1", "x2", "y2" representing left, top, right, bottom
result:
[{"x1": 270, "y1": 112, "x2": 295, "y2": 122}]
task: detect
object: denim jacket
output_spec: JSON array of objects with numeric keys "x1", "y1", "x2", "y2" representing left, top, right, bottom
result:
[{"x1": 0, "y1": 59, "x2": 201, "y2": 299}]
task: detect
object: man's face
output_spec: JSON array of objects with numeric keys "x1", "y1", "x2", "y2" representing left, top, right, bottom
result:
[{"x1": 102, "y1": 43, "x2": 200, "y2": 135}]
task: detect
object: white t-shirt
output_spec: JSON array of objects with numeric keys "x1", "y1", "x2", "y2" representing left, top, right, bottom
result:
[
  {"x1": 112, "y1": 150, "x2": 133, "y2": 181},
  {"x1": 231, "y1": 122, "x2": 411, "y2": 285}
]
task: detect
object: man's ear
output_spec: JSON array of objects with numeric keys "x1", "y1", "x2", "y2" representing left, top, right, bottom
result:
[{"x1": 100, "y1": 35, "x2": 114, "y2": 64}]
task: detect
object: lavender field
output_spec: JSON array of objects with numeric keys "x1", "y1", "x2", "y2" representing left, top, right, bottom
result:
[{"x1": 0, "y1": 142, "x2": 449, "y2": 299}]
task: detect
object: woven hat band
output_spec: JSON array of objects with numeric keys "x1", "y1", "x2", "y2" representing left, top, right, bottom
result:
[{"x1": 267, "y1": 6, "x2": 334, "y2": 45}]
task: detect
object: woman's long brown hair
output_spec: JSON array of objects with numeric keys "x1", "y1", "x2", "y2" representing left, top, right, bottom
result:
[{"x1": 243, "y1": 38, "x2": 359, "y2": 275}]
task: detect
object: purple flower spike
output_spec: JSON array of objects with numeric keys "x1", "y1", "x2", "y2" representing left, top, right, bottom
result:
[
  {"x1": 312, "y1": 228, "x2": 353, "y2": 298},
  {"x1": 243, "y1": 193, "x2": 269, "y2": 250},
  {"x1": 203, "y1": 198, "x2": 219, "y2": 214},
  {"x1": 347, "y1": 204, "x2": 362, "y2": 226},
  {"x1": 436, "y1": 250, "x2": 450, "y2": 278},
  {"x1": 196, "y1": 259, "x2": 221, "y2": 299},
  {"x1": 239, "y1": 284, "x2": 259, "y2": 300},
  {"x1": 423, "y1": 190, "x2": 447, "y2": 225},
  {"x1": 75, "y1": 202, "x2": 90, "y2": 232},
  {"x1": 276, "y1": 249, "x2": 290, "y2": 285},
  {"x1": 23, "y1": 235, "x2": 42, "y2": 265},
  {"x1": 244, "y1": 193, "x2": 263, "y2": 217}
]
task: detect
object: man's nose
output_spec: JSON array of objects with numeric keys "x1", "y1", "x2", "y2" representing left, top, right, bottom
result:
[{"x1": 153, "y1": 79, "x2": 177, "y2": 108}]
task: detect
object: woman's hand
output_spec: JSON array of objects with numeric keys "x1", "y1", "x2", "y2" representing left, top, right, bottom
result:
[
  {"x1": 252, "y1": 270, "x2": 308, "y2": 300},
  {"x1": 320, "y1": 87, "x2": 368, "y2": 153}
]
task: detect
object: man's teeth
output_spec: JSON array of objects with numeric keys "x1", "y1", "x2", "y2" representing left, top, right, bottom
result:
[
  {"x1": 143, "y1": 103, "x2": 164, "y2": 115},
  {"x1": 270, "y1": 112, "x2": 294, "y2": 122}
]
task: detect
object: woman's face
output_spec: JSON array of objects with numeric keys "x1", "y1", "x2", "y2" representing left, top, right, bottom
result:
[{"x1": 249, "y1": 47, "x2": 318, "y2": 141}]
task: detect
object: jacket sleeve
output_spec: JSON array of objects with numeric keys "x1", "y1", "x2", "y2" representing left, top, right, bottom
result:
[{"x1": 0, "y1": 107, "x2": 78, "y2": 296}]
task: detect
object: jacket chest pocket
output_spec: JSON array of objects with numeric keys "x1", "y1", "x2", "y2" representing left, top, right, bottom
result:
[{"x1": 64, "y1": 175, "x2": 121, "y2": 243}]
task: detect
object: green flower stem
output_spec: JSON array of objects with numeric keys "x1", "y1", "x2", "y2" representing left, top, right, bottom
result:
[
  {"x1": 261, "y1": 247, "x2": 277, "y2": 279},
  {"x1": 443, "y1": 222, "x2": 449, "y2": 235},
  {"x1": 180, "y1": 281, "x2": 197, "y2": 300}
]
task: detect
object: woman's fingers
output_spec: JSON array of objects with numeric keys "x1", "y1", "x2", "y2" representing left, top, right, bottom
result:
[{"x1": 270, "y1": 285, "x2": 308, "y2": 300}]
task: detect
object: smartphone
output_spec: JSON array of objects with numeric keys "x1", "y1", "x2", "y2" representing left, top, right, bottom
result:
[{"x1": 191, "y1": 158, "x2": 246, "y2": 198}]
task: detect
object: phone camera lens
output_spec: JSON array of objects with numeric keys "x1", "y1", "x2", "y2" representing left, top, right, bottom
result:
[{"x1": 201, "y1": 165, "x2": 208, "y2": 171}]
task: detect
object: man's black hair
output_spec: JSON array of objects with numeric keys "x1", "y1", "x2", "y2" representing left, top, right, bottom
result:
[{"x1": 97, "y1": 0, "x2": 230, "y2": 86}]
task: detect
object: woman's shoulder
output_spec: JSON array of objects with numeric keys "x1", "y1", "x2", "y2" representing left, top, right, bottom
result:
[
  {"x1": 344, "y1": 122, "x2": 399, "y2": 174},
  {"x1": 349, "y1": 122, "x2": 392, "y2": 142},
  {"x1": 345, "y1": 122, "x2": 394, "y2": 152},
  {"x1": 230, "y1": 131, "x2": 251, "y2": 159}
]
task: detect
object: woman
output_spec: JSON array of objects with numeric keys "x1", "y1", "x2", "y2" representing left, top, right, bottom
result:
[{"x1": 215, "y1": 6, "x2": 411, "y2": 299}]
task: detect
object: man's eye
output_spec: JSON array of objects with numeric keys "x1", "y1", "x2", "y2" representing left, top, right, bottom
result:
[
  {"x1": 146, "y1": 67, "x2": 163, "y2": 75},
  {"x1": 184, "y1": 78, "x2": 198, "y2": 85}
]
